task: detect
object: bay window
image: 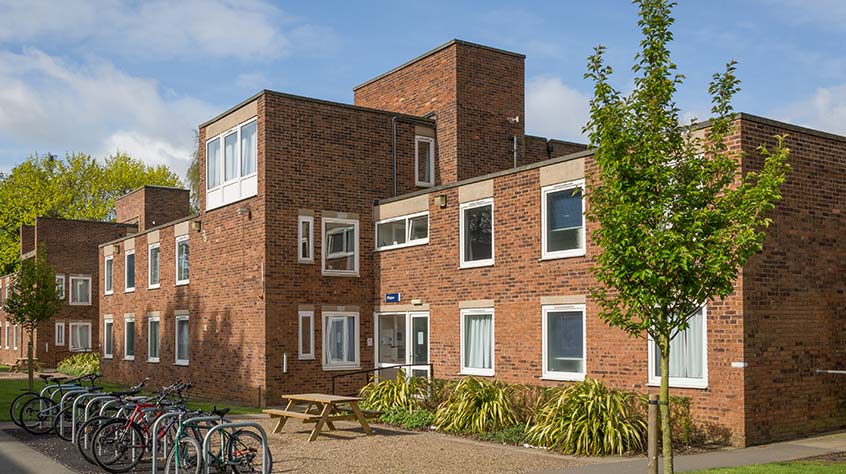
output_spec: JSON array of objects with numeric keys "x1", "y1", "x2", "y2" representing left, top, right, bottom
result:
[
  {"x1": 460, "y1": 308, "x2": 494, "y2": 376},
  {"x1": 205, "y1": 117, "x2": 258, "y2": 210}
]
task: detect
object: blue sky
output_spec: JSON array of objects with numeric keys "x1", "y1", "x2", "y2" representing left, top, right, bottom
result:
[{"x1": 0, "y1": 0, "x2": 843, "y2": 178}]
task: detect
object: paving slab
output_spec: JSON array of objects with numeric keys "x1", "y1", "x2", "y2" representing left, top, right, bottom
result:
[{"x1": 0, "y1": 424, "x2": 75, "y2": 474}]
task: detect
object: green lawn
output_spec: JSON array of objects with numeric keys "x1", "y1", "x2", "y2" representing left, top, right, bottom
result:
[
  {"x1": 690, "y1": 461, "x2": 846, "y2": 473},
  {"x1": 0, "y1": 377, "x2": 260, "y2": 422}
]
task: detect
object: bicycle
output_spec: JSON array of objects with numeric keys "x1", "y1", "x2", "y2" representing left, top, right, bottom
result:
[
  {"x1": 75, "y1": 379, "x2": 149, "y2": 465},
  {"x1": 18, "y1": 373, "x2": 102, "y2": 435},
  {"x1": 10, "y1": 372, "x2": 98, "y2": 428}
]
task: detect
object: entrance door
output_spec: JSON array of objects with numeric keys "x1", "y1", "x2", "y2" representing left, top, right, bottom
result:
[{"x1": 375, "y1": 312, "x2": 429, "y2": 380}]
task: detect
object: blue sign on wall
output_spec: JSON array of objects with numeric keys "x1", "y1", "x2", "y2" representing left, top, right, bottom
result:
[{"x1": 385, "y1": 293, "x2": 401, "y2": 303}]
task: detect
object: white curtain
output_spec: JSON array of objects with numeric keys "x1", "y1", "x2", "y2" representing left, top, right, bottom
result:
[
  {"x1": 224, "y1": 132, "x2": 238, "y2": 181},
  {"x1": 464, "y1": 313, "x2": 492, "y2": 369},
  {"x1": 241, "y1": 121, "x2": 257, "y2": 176},
  {"x1": 664, "y1": 308, "x2": 704, "y2": 378},
  {"x1": 177, "y1": 320, "x2": 189, "y2": 361}
]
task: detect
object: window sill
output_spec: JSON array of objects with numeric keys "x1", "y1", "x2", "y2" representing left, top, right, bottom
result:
[
  {"x1": 103, "y1": 355, "x2": 113, "y2": 360},
  {"x1": 540, "y1": 250, "x2": 586, "y2": 261},
  {"x1": 174, "y1": 361, "x2": 190, "y2": 366},
  {"x1": 459, "y1": 370, "x2": 495, "y2": 377},
  {"x1": 298, "y1": 259, "x2": 314, "y2": 264},
  {"x1": 147, "y1": 358, "x2": 160, "y2": 363},
  {"x1": 69, "y1": 302, "x2": 92, "y2": 306},
  {"x1": 175, "y1": 281, "x2": 189, "y2": 287},
  {"x1": 459, "y1": 261, "x2": 494, "y2": 270},
  {"x1": 298, "y1": 355, "x2": 315, "y2": 361},
  {"x1": 148, "y1": 285, "x2": 160, "y2": 290},
  {"x1": 415, "y1": 181, "x2": 434, "y2": 188},
  {"x1": 124, "y1": 356, "x2": 135, "y2": 361},
  {"x1": 541, "y1": 373, "x2": 586, "y2": 382},
  {"x1": 321, "y1": 271, "x2": 360, "y2": 278},
  {"x1": 322, "y1": 365, "x2": 360, "y2": 372},
  {"x1": 104, "y1": 292, "x2": 113, "y2": 296},
  {"x1": 125, "y1": 289, "x2": 135, "y2": 293},
  {"x1": 375, "y1": 240, "x2": 429, "y2": 252},
  {"x1": 647, "y1": 380, "x2": 708, "y2": 390}
]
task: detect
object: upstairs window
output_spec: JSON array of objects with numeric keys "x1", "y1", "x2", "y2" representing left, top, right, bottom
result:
[
  {"x1": 542, "y1": 180, "x2": 585, "y2": 259},
  {"x1": 125, "y1": 249, "x2": 135, "y2": 292},
  {"x1": 415, "y1": 136, "x2": 435, "y2": 187},
  {"x1": 460, "y1": 199, "x2": 494, "y2": 268},
  {"x1": 375, "y1": 212, "x2": 429, "y2": 250},
  {"x1": 148, "y1": 243, "x2": 160, "y2": 289},
  {"x1": 206, "y1": 118, "x2": 258, "y2": 210},
  {"x1": 104, "y1": 256, "x2": 114, "y2": 295},
  {"x1": 298, "y1": 216, "x2": 314, "y2": 263},
  {"x1": 55, "y1": 274, "x2": 65, "y2": 301},
  {"x1": 70, "y1": 275, "x2": 92, "y2": 305},
  {"x1": 176, "y1": 236, "x2": 189, "y2": 285},
  {"x1": 322, "y1": 217, "x2": 359, "y2": 276}
]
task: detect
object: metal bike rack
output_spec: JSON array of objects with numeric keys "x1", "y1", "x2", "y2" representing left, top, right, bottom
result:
[
  {"x1": 183, "y1": 416, "x2": 230, "y2": 474},
  {"x1": 150, "y1": 411, "x2": 183, "y2": 474},
  {"x1": 57, "y1": 388, "x2": 90, "y2": 436},
  {"x1": 202, "y1": 422, "x2": 270, "y2": 474},
  {"x1": 70, "y1": 392, "x2": 109, "y2": 444},
  {"x1": 98, "y1": 398, "x2": 121, "y2": 416},
  {"x1": 75, "y1": 395, "x2": 114, "y2": 453}
]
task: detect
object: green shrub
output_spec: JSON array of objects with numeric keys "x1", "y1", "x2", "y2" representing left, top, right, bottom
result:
[
  {"x1": 359, "y1": 370, "x2": 427, "y2": 411},
  {"x1": 378, "y1": 407, "x2": 435, "y2": 430},
  {"x1": 433, "y1": 377, "x2": 518, "y2": 434},
  {"x1": 57, "y1": 352, "x2": 99, "y2": 376},
  {"x1": 525, "y1": 378, "x2": 647, "y2": 456},
  {"x1": 478, "y1": 423, "x2": 527, "y2": 445}
]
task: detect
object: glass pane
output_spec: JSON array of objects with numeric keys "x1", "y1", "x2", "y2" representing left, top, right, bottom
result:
[
  {"x1": 463, "y1": 313, "x2": 492, "y2": 369},
  {"x1": 377, "y1": 220, "x2": 406, "y2": 248},
  {"x1": 206, "y1": 138, "x2": 220, "y2": 188},
  {"x1": 464, "y1": 205, "x2": 492, "y2": 262},
  {"x1": 105, "y1": 261, "x2": 113, "y2": 292},
  {"x1": 149, "y1": 247, "x2": 160, "y2": 285},
  {"x1": 126, "y1": 254, "x2": 135, "y2": 288},
  {"x1": 412, "y1": 317, "x2": 428, "y2": 364},
  {"x1": 73, "y1": 279, "x2": 89, "y2": 303},
  {"x1": 378, "y1": 314, "x2": 405, "y2": 365},
  {"x1": 126, "y1": 322, "x2": 135, "y2": 356},
  {"x1": 655, "y1": 308, "x2": 704, "y2": 379},
  {"x1": 411, "y1": 368, "x2": 429, "y2": 379},
  {"x1": 177, "y1": 319, "x2": 189, "y2": 361},
  {"x1": 224, "y1": 132, "x2": 238, "y2": 181},
  {"x1": 547, "y1": 311, "x2": 583, "y2": 373},
  {"x1": 409, "y1": 216, "x2": 428, "y2": 241},
  {"x1": 240, "y1": 121, "x2": 257, "y2": 176},
  {"x1": 105, "y1": 323, "x2": 113, "y2": 354},
  {"x1": 417, "y1": 140, "x2": 432, "y2": 183},
  {"x1": 149, "y1": 321, "x2": 159, "y2": 358},
  {"x1": 328, "y1": 318, "x2": 344, "y2": 362},
  {"x1": 324, "y1": 222, "x2": 355, "y2": 272},
  {"x1": 547, "y1": 188, "x2": 583, "y2": 252},
  {"x1": 346, "y1": 316, "x2": 356, "y2": 363},
  {"x1": 300, "y1": 221, "x2": 311, "y2": 259},
  {"x1": 177, "y1": 240, "x2": 189, "y2": 281},
  {"x1": 300, "y1": 316, "x2": 312, "y2": 355}
]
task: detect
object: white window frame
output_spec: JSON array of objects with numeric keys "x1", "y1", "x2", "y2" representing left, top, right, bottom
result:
[
  {"x1": 175, "y1": 235, "x2": 189, "y2": 286},
  {"x1": 298, "y1": 310, "x2": 315, "y2": 360},
  {"x1": 298, "y1": 216, "x2": 314, "y2": 264},
  {"x1": 459, "y1": 307, "x2": 495, "y2": 377},
  {"x1": 321, "y1": 311, "x2": 360, "y2": 370},
  {"x1": 541, "y1": 179, "x2": 586, "y2": 260},
  {"x1": 55, "y1": 321, "x2": 65, "y2": 346},
  {"x1": 103, "y1": 317, "x2": 113, "y2": 359},
  {"x1": 69, "y1": 275, "x2": 92, "y2": 306},
  {"x1": 175, "y1": 311, "x2": 190, "y2": 366},
  {"x1": 148, "y1": 243, "x2": 161, "y2": 289},
  {"x1": 55, "y1": 274, "x2": 65, "y2": 301},
  {"x1": 205, "y1": 117, "x2": 258, "y2": 211},
  {"x1": 415, "y1": 136, "x2": 435, "y2": 187},
  {"x1": 4, "y1": 322, "x2": 8, "y2": 349},
  {"x1": 321, "y1": 217, "x2": 359, "y2": 277},
  {"x1": 124, "y1": 249, "x2": 136, "y2": 293},
  {"x1": 647, "y1": 305, "x2": 709, "y2": 390},
  {"x1": 459, "y1": 198, "x2": 495, "y2": 269},
  {"x1": 68, "y1": 321, "x2": 91, "y2": 352},
  {"x1": 13, "y1": 324, "x2": 18, "y2": 350},
  {"x1": 124, "y1": 315, "x2": 135, "y2": 360},
  {"x1": 147, "y1": 314, "x2": 160, "y2": 363},
  {"x1": 104, "y1": 256, "x2": 114, "y2": 295},
  {"x1": 541, "y1": 304, "x2": 587, "y2": 381},
  {"x1": 375, "y1": 211, "x2": 429, "y2": 251}
]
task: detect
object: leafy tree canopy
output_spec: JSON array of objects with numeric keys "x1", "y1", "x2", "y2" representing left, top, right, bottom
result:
[{"x1": 0, "y1": 152, "x2": 182, "y2": 274}]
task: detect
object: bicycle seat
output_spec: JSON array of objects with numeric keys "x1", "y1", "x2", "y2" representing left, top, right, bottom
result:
[
  {"x1": 51, "y1": 376, "x2": 67, "y2": 383},
  {"x1": 212, "y1": 407, "x2": 231, "y2": 417},
  {"x1": 38, "y1": 374, "x2": 53, "y2": 381},
  {"x1": 109, "y1": 389, "x2": 141, "y2": 397}
]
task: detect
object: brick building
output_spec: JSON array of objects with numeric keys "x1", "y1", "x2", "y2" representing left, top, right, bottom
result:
[{"x1": 44, "y1": 39, "x2": 838, "y2": 446}]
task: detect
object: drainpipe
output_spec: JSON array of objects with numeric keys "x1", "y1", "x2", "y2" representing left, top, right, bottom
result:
[
  {"x1": 391, "y1": 115, "x2": 437, "y2": 197},
  {"x1": 513, "y1": 135, "x2": 518, "y2": 168}
]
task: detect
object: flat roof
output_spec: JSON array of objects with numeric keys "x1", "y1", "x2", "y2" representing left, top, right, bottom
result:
[{"x1": 98, "y1": 213, "x2": 198, "y2": 248}]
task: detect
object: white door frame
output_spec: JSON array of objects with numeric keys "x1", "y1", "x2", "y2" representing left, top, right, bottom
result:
[{"x1": 373, "y1": 311, "x2": 430, "y2": 380}]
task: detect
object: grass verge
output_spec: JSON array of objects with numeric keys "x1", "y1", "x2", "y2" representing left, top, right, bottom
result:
[{"x1": 689, "y1": 460, "x2": 846, "y2": 473}]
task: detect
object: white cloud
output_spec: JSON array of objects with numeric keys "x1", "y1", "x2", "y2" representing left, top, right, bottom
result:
[
  {"x1": 0, "y1": 0, "x2": 327, "y2": 61},
  {"x1": 0, "y1": 48, "x2": 217, "y2": 176},
  {"x1": 773, "y1": 85, "x2": 846, "y2": 135},
  {"x1": 525, "y1": 76, "x2": 590, "y2": 141}
]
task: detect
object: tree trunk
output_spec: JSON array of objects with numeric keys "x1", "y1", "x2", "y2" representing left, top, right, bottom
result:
[
  {"x1": 27, "y1": 333, "x2": 34, "y2": 392},
  {"x1": 659, "y1": 335, "x2": 674, "y2": 474}
]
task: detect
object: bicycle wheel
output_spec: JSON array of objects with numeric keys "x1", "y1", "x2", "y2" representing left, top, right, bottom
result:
[
  {"x1": 92, "y1": 419, "x2": 146, "y2": 473},
  {"x1": 9, "y1": 391, "x2": 38, "y2": 427},
  {"x1": 19, "y1": 396, "x2": 58, "y2": 435},
  {"x1": 53, "y1": 405, "x2": 76, "y2": 441},
  {"x1": 76, "y1": 415, "x2": 114, "y2": 465},
  {"x1": 164, "y1": 436, "x2": 202, "y2": 474},
  {"x1": 226, "y1": 430, "x2": 272, "y2": 474}
]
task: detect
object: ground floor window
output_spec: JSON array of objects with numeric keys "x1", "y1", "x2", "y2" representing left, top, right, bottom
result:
[
  {"x1": 648, "y1": 306, "x2": 707, "y2": 389},
  {"x1": 4, "y1": 322, "x2": 8, "y2": 349},
  {"x1": 542, "y1": 304, "x2": 586, "y2": 381},
  {"x1": 103, "y1": 318, "x2": 113, "y2": 359},
  {"x1": 322, "y1": 311, "x2": 359, "y2": 369},
  {"x1": 148, "y1": 314, "x2": 160, "y2": 363},
  {"x1": 460, "y1": 308, "x2": 494, "y2": 376},
  {"x1": 298, "y1": 310, "x2": 314, "y2": 360},
  {"x1": 55, "y1": 321, "x2": 65, "y2": 346},
  {"x1": 175, "y1": 312, "x2": 189, "y2": 365},
  {"x1": 124, "y1": 315, "x2": 135, "y2": 360},
  {"x1": 69, "y1": 322, "x2": 91, "y2": 352},
  {"x1": 13, "y1": 325, "x2": 18, "y2": 350}
]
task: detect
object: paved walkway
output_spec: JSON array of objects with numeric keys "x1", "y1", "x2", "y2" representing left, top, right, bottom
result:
[
  {"x1": 532, "y1": 431, "x2": 846, "y2": 473},
  {"x1": 0, "y1": 424, "x2": 75, "y2": 474}
]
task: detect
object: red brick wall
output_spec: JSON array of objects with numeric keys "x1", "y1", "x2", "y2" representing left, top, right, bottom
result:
[
  {"x1": 115, "y1": 186, "x2": 191, "y2": 231},
  {"x1": 524, "y1": 136, "x2": 589, "y2": 165},
  {"x1": 739, "y1": 118, "x2": 846, "y2": 444}
]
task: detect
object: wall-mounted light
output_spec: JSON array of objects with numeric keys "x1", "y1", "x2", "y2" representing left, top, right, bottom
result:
[
  {"x1": 434, "y1": 195, "x2": 447, "y2": 208},
  {"x1": 236, "y1": 206, "x2": 251, "y2": 219},
  {"x1": 191, "y1": 220, "x2": 202, "y2": 232},
  {"x1": 112, "y1": 244, "x2": 120, "y2": 254}
]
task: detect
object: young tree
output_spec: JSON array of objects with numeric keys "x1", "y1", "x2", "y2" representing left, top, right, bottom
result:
[
  {"x1": 584, "y1": 1, "x2": 790, "y2": 472},
  {"x1": 4, "y1": 247, "x2": 62, "y2": 391}
]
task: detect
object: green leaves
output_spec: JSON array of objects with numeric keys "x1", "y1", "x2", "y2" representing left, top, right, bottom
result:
[
  {"x1": 3, "y1": 245, "x2": 62, "y2": 333},
  {"x1": 359, "y1": 370, "x2": 428, "y2": 412},
  {"x1": 0, "y1": 152, "x2": 182, "y2": 274},
  {"x1": 433, "y1": 377, "x2": 519, "y2": 434}
]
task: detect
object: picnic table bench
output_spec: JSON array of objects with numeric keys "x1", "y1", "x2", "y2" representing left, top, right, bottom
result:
[
  {"x1": 263, "y1": 393, "x2": 374, "y2": 441},
  {"x1": 10, "y1": 357, "x2": 43, "y2": 373}
]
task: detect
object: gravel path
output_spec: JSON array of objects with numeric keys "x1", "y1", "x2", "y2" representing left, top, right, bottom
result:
[{"x1": 2, "y1": 418, "x2": 597, "y2": 474}]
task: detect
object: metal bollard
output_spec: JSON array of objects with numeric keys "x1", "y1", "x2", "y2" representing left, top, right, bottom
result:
[{"x1": 202, "y1": 422, "x2": 270, "y2": 474}]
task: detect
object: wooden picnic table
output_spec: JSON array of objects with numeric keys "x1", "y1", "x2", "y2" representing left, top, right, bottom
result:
[
  {"x1": 263, "y1": 393, "x2": 373, "y2": 441},
  {"x1": 11, "y1": 357, "x2": 43, "y2": 373}
]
